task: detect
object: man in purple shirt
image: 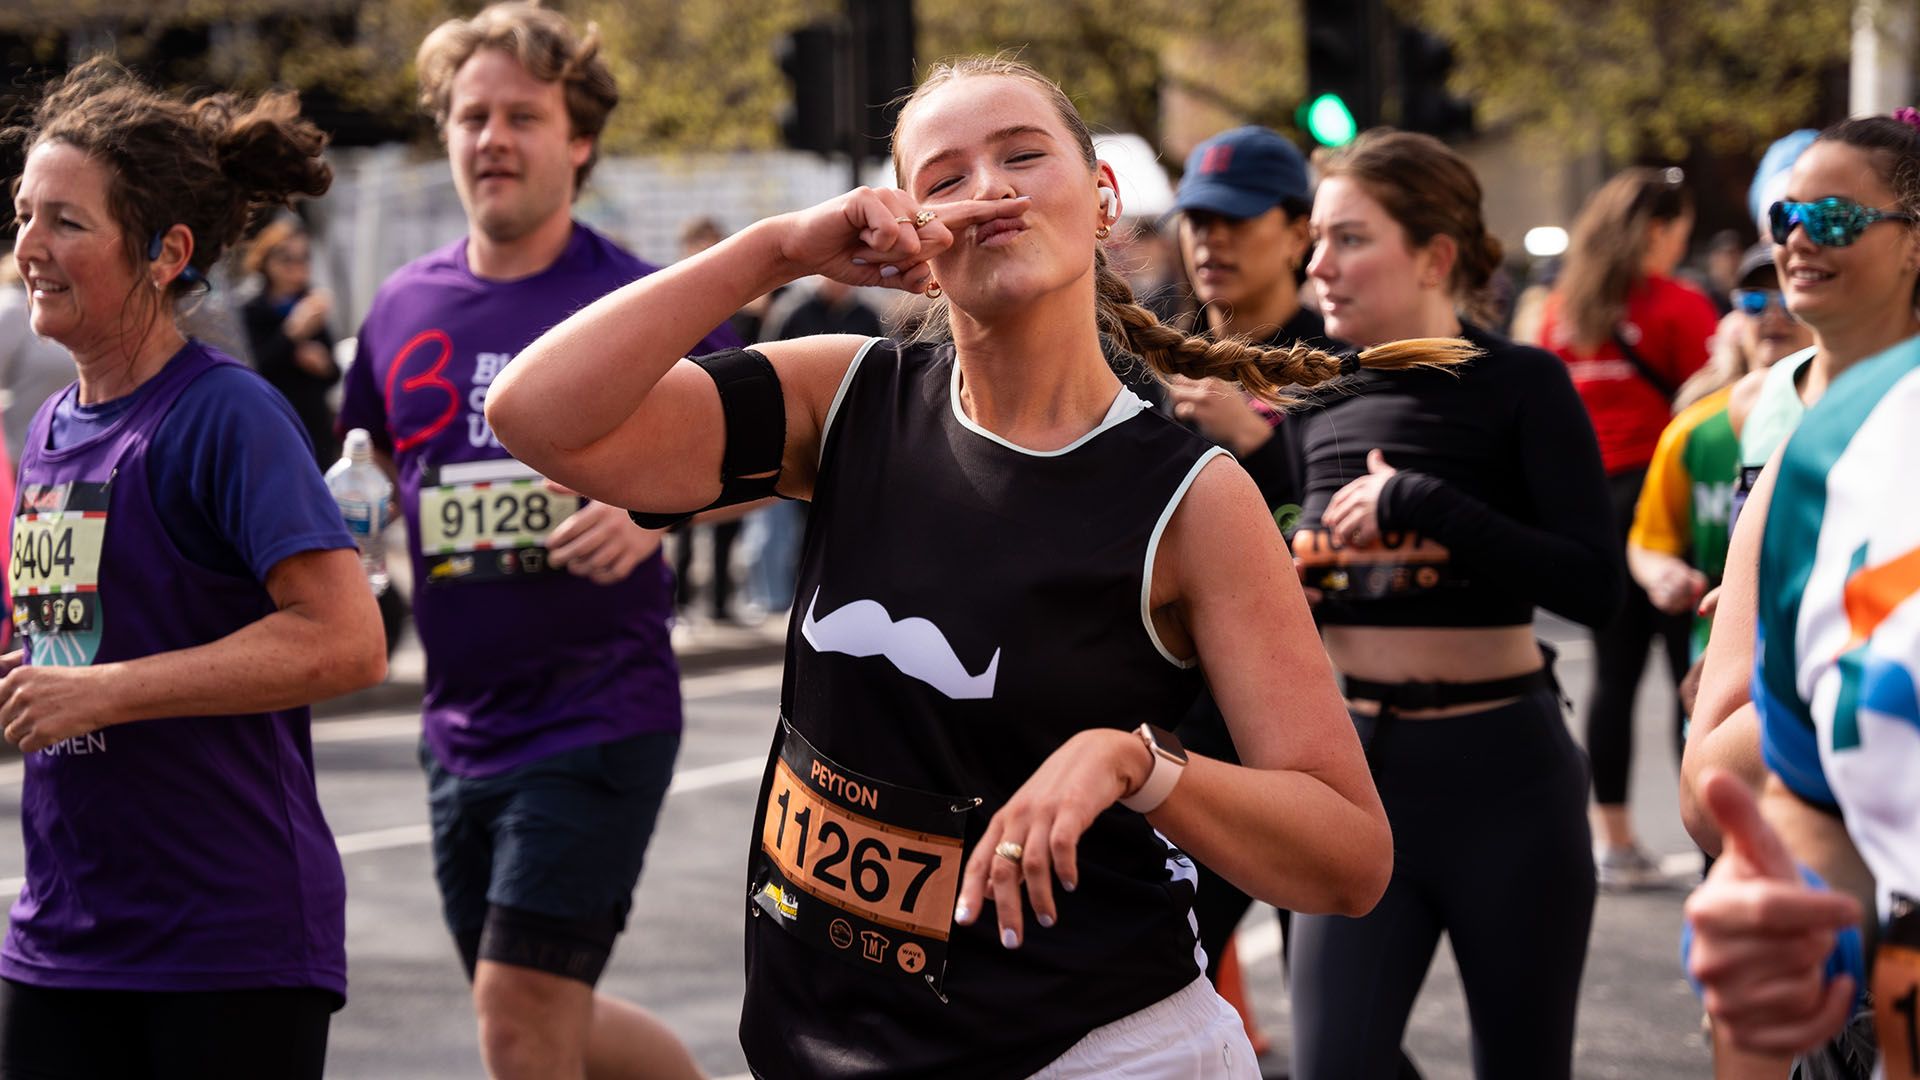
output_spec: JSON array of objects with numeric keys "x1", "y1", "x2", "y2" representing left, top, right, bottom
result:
[{"x1": 337, "y1": 6, "x2": 733, "y2": 1076}]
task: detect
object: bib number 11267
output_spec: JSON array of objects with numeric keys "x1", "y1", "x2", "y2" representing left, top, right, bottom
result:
[{"x1": 750, "y1": 719, "x2": 976, "y2": 999}]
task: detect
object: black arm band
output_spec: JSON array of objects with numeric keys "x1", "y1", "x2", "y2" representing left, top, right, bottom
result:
[{"x1": 628, "y1": 348, "x2": 788, "y2": 530}]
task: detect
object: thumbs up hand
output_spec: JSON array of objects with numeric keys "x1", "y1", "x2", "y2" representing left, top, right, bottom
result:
[
  {"x1": 1684, "y1": 769, "x2": 1862, "y2": 1054},
  {"x1": 1323, "y1": 449, "x2": 1398, "y2": 549}
]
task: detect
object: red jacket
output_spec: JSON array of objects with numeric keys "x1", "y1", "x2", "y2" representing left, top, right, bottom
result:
[{"x1": 1538, "y1": 275, "x2": 1717, "y2": 475}]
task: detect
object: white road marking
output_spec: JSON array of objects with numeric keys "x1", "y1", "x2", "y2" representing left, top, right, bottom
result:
[
  {"x1": 0, "y1": 663, "x2": 787, "y2": 789},
  {"x1": 0, "y1": 751, "x2": 769, "y2": 902}
]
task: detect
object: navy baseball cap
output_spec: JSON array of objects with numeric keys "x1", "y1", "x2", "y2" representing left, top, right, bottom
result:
[{"x1": 1171, "y1": 126, "x2": 1311, "y2": 220}]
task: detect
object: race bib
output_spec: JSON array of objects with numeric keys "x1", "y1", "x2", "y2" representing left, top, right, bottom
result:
[
  {"x1": 418, "y1": 460, "x2": 583, "y2": 585},
  {"x1": 1876, "y1": 893, "x2": 1920, "y2": 1080},
  {"x1": 1291, "y1": 527, "x2": 1462, "y2": 600},
  {"x1": 751, "y1": 719, "x2": 977, "y2": 999},
  {"x1": 10, "y1": 481, "x2": 110, "y2": 666}
]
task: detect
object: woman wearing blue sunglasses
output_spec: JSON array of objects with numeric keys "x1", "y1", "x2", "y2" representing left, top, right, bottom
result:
[{"x1": 1684, "y1": 110, "x2": 1920, "y2": 1079}]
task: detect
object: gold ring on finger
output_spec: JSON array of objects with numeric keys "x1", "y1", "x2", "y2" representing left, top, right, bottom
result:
[
  {"x1": 912, "y1": 209, "x2": 936, "y2": 227},
  {"x1": 893, "y1": 216, "x2": 916, "y2": 225},
  {"x1": 993, "y1": 840, "x2": 1024, "y2": 863}
]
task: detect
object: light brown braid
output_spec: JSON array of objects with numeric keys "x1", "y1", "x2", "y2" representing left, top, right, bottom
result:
[{"x1": 1092, "y1": 253, "x2": 1477, "y2": 410}]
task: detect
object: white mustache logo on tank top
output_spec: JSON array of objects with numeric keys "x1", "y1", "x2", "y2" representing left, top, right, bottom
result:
[{"x1": 801, "y1": 589, "x2": 1001, "y2": 700}]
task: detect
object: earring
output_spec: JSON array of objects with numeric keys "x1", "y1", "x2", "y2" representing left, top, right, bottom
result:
[
  {"x1": 925, "y1": 282, "x2": 942, "y2": 299},
  {"x1": 1096, "y1": 224, "x2": 1111, "y2": 240}
]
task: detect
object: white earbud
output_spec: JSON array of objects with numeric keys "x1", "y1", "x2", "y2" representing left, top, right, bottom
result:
[{"x1": 1098, "y1": 186, "x2": 1117, "y2": 221}]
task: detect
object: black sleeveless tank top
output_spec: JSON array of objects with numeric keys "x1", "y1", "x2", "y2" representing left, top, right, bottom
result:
[{"x1": 739, "y1": 339, "x2": 1225, "y2": 1078}]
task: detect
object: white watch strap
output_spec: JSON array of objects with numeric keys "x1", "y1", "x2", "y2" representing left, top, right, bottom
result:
[{"x1": 1120, "y1": 742, "x2": 1184, "y2": 813}]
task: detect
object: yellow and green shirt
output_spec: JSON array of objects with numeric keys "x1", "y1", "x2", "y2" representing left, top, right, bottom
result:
[{"x1": 1627, "y1": 385, "x2": 1741, "y2": 654}]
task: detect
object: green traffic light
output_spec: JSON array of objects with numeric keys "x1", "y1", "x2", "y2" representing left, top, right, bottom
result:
[{"x1": 1304, "y1": 93, "x2": 1357, "y2": 147}]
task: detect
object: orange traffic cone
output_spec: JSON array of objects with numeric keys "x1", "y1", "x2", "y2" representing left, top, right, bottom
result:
[{"x1": 1217, "y1": 933, "x2": 1270, "y2": 1057}]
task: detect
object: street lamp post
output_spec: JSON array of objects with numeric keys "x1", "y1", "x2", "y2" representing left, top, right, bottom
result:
[{"x1": 1852, "y1": 0, "x2": 1917, "y2": 116}]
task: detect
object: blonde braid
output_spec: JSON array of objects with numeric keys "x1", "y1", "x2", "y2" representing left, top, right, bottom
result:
[{"x1": 1093, "y1": 254, "x2": 1477, "y2": 410}]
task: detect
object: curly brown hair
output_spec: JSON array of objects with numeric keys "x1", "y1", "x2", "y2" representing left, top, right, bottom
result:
[
  {"x1": 8, "y1": 56, "x2": 331, "y2": 298},
  {"x1": 891, "y1": 56, "x2": 1475, "y2": 409}
]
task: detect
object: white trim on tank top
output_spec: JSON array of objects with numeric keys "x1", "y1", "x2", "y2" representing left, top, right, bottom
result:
[
  {"x1": 947, "y1": 362, "x2": 1149, "y2": 457},
  {"x1": 1142, "y1": 447, "x2": 1231, "y2": 668},
  {"x1": 818, "y1": 336, "x2": 887, "y2": 468}
]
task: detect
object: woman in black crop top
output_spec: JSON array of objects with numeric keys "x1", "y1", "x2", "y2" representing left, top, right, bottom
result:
[
  {"x1": 1282, "y1": 131, "x2": 1622, "y2": 1080},
  {"x1": 489, "y1": 58, "x2": 1483, "y2": 1080}
]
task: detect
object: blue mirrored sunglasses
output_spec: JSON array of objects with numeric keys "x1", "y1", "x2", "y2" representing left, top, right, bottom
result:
[
  {"x1": 1730, "y1": 288, "x2": 1794, "y2": 318},
  {"x1": 1768, "y1": 197, "x2": 1916, "y2": 247}
]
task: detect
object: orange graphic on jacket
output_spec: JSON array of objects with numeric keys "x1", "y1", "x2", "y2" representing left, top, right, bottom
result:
[{"x1": 1292, "y1": 528, "x2": 1457, "y2": 600}]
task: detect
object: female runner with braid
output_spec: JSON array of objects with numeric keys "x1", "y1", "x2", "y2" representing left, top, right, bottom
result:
[
  {"x1": 489, "y1": 57, "x2": 1469, "y2": 1079},
  {"x1": 1283, "y1": 131, "x2": 1622, "y2": 1080}
]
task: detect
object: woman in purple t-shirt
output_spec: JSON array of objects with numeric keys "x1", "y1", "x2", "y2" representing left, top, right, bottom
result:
[{"x1": 0, "y1": 59, "x2": 386, "y2": 1079}]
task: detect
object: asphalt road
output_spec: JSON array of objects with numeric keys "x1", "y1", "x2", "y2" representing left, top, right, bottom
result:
[{"x1": 0, "y1": 614, "x2": 1715, "y2": 1078}]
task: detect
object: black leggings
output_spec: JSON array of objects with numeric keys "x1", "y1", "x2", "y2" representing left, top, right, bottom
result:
[
  {"x1": 1179, "y1": 693, "x2": 1423, "y2": 1078},
  {"x1": 0, "y1": 979, "x2": 334, "y2": 1080},
  {"x1": 1290, "y1": 692, "x2": 1596, "y2": 1080},
  {"x1": 1586, "y1": 467, "x2": 1691, "y2": 806}
]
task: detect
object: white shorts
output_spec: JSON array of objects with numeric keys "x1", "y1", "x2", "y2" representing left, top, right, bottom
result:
[{"x1": 1027, "y1": 975, "x2": 1260, "y2": 1079}]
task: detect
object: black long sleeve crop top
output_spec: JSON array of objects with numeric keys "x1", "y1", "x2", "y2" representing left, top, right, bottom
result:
[{"x1": 1267, "y1": 323, "x2": 1623, "y2": 629}]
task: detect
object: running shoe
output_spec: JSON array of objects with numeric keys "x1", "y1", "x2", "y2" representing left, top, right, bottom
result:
[{"x1": 1595, "y1": 845, "x2": 1667, "y2": 891}]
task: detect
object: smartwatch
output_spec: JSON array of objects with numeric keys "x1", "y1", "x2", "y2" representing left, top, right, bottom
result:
[{"x1": 1119, "y1": 723, "x2": 1189, "y2": 813}]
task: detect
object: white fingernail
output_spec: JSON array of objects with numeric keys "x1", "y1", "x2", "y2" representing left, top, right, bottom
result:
[
  {"x1": 1001, "y1": 928, "x2": 1020, "y2": 949},
  {"x1": 1037, "y1": 913, "x2": 1055, "y2": 928},
  {"x1": 880, "y1": 265, "x2": 900, "y2": 278},
  {"x1": 954, "y1": 903, "x2": 971, "y2": 923},
  {"x1": 851, "y1": 258, "x2": 868, "y2": 266}
]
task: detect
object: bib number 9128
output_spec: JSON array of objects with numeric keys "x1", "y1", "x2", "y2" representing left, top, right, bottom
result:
[{"x1": 417, "y1": 460, "x2": 583, "y2": 585}]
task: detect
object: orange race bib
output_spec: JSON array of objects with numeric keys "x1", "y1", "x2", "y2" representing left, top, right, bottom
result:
[
  {"x1": 750, "y1": 719, "x2": 978, "y2": 999},
  {"x1": 1291, "y1": 527, "x2": 1463, "y2": 600},
  {"x1": 1876, "y1": 893, "x2": 1920, "y2": 1080}
]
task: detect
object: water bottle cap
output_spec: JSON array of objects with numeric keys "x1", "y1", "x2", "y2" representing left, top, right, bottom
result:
[{"x1": 343, "y1": 428, "x2": 373, "y2": 461}]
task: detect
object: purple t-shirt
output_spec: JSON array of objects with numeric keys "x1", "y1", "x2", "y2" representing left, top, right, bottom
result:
[
  {"x1": 339, "y1": 222, "x2": 739, "y2": 777},
  {"x1": 3, "y1": 343, "x2": 350, "y2": 996}
]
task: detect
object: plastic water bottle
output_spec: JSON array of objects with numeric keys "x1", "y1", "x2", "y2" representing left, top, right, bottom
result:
[{"x1": 327, "y1": 428, "x2": 392, "y2": 596}]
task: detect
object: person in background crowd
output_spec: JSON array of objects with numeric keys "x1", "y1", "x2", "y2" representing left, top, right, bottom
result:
[
  {"x1": 336, "y1": 5, "x2": 736, "y2": 1076},
  {"x1": 1110, "y1": 215, "x2": 1186, "y2": 322},
  {"x1": 680, "y1": 215, "x2": 770, "y2": 343},
  {"x1": 0, "y1": 254, "x2": 67, "y2": 472},
  {"x1": 769, "y1": 276, "x2": 884, "y2": 341},
  {"x1": 0, "y1": 57, "x2": 385, "y2": 1079},
  {"x1": 241, "y1": 215, "x2": 339, "y2": 465},
  {"x1": 1701, "y1": 228, "x2": 1745, "y2": 316},
  {"x1": 737, "y1": 277, "x2": 888, "y2": 617},
  {"x1": 486, "y1": 54, "x2": 1457, "y2": 1080},
  {"x1": 1165, "y1": 125, "x2": 1328, "y2": 508},
  {"x1": 1283, "y1": 129, "x2": 1619, "y2": 1080},
  {"x1": 1539, "y1": 166, "x2": 1719, "y2": 890},
  {"x1": 670, "y1": 216, "x2": 769, "y2": 625},
  {"x1": 1628, "y1": 244, "x2": 1812, "y2": 663}
]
